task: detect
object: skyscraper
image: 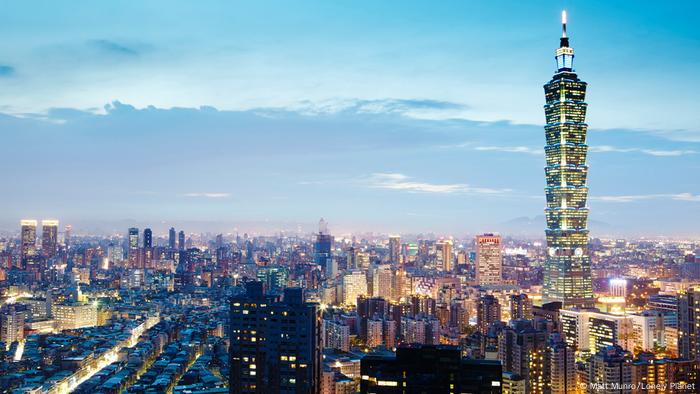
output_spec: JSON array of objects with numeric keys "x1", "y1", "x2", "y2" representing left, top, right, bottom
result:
[
  {"x1": 178, "y1": 230, "x2": 185, "y2": 251},
  {"x1": 20, "y1": 219, "x2": 38, "y2": 262},
  {"x1": 477, "y1": 294, "x2": 501, "y2": 334},
  {"x1": 437, "y1": 239, "x2": 454, "y2": 273},
  {"x1": 542, "y1": 11, "x2": 594, "y2": 309},
  {"x1": 168, "y1": 227, "x2": 176, "y2": 249},
  {"x1": 229, "y1": 283, "x2": 321, "y2": 394},
  {"x1": 388, "y1": 235, "x2": 400, "y2": 264},
  {"x1": 143, "y1": 228, "x2": 152, "y2": 249},
  {"x1": 127, "y1": 227, "x2": 139, "y2": 268},
  {"x1": 314, "y1": 218, "x2": 332, "y2": 270},
  {"x1": 475, "y1": 234, "x2": 502, "y2": 285},
  {"x1": 41, "y1": 220, "x2": 59, "y2": 257}
]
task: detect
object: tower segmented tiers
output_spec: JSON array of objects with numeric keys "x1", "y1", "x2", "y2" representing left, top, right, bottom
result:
[{"x1": 542, "y1": 11, "x2": 594, "y2": 309}]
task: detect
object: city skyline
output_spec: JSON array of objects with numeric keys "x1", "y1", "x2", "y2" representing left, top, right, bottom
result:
[{"x1": 1, "y1": 2, "x2": 699, "y2": 236}]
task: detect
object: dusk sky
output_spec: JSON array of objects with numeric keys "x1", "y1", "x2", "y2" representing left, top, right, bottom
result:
[{"x1": 0, "y1": 1, "x2": 698, "y2": 237}]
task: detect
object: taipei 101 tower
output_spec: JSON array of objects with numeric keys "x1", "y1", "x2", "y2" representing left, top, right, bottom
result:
[{"x1": 542, "y1": 11, "x2": 595, "y2": 309}]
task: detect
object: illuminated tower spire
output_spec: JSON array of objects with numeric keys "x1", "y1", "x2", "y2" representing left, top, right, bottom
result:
[{"x1": 542, "y1": 11, "x2": 595, "y2": 309}]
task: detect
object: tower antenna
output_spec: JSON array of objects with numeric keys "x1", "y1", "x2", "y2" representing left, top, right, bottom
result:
[{"x1": 561, "y1": 10, "x2": 567, "y2": 38}]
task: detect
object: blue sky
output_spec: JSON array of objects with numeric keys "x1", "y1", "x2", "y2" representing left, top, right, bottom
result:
[{"x1": 0, "y1": 1, "x2": 698, "y2": 236}]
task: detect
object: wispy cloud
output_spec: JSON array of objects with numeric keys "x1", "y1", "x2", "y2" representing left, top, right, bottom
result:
[
  {"x1": 590, "y1": 145, "x2": 696, "y2": 157},
  {"x1": 88, "y1": 39, "x2": 143, "y2": 56},
  {"x1": 0, "y1": 65, "x2": 15, "y2": 77},
  {"x1": 592, "y1": 193, "x2": 700, "y2": 203},
  {"x1": 364, "y1": 173, "x2": 511, "y2": 195},
  {"x1": 293, "y1": 98, "x2": 470, "y2": 120},
  {"x1": 474, "y1": 146, "x2": 542, "y2": 155},
  {"x1": 183, "y1": 192, "x2": 231, "y2": 198}
]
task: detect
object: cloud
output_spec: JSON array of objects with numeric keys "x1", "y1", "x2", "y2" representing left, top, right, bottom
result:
[
  {"x1": 589, "y1": 145, "x2": 696, "y2": 157},
  {"x1": 0, "y1": 65, "x2": 15, "y2": 77},
  {"x1": 293, "y1": 98, "x2": 469, "y2": 120},
  {"x1": 183, "y1": 192, "x2": 231, "y2": 198},
  {"x1": 474, "y1": 146, "x2": 542, "y2": 155},
  {"x1": 592, "y1": 193, "x2": 700, "y2": 203},
  {"x1": 89, "y1": 39, "x2": 142, "y2": 56},
  {"x1": 364, "y1": 173, "x2": 511, "y2": 195}
]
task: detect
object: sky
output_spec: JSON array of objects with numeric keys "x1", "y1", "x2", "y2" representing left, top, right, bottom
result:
[{"x1": 0, "y1": 1, "x2": 699, "y2": 237}]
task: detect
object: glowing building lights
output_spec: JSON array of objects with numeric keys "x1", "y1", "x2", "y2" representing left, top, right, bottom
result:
[{"x1": 542, "y1": 11, "x2": 595, "y2": 309}]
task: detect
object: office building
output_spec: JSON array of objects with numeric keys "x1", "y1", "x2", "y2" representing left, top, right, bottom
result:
[
  {"x1": 437, "y1": 239, "x2": 454, "y2": 272},
  {"x1": 315, "y1": 218, "x2": 333, "y2": 271},
  {"x1": 229, "y1": 283, "x2": 321, "y2": 394},
  {"x1": 678, "y1": 287, "x2": 700, "y2": 360},
  {"x1": 143, "y1": 228, "x2": 152, "y2": 248},
  {"x1": 127, "y1": 227, "x2": 139, "y2": 268},
  {"x1": 360, "y1": 345, "x2": 502, "y2": 393},
  {"x1": 542, "y1": 11, "x2": 595, "y2": 309},
  {"x1": 53, "y1": 302, "x2": 98, "y2": 331},
  {"x1": 342, "y1": 270, "x2": 367, "y2": 306},
  {"x1": 388, "y1": 235, "x2": 400, "y2": 265},
  {"x1": 169, "y1": 227, "x2": 176, "y2": 249},
  {"x1": 372, "y1": 264, "x2": 393, "y2": 300},
  {"x1": 559, "y1": 308, "x2": 634, "y2": 354},
  {"x1": 41, "y1": 219, "x2": 59, "y2": 257},
  {"x1": 178, "y1": 230, "x2": 185, "y2": 251},
  {"x1": 20, "y1": 219, "x2": 38, "y2": 262},
  {"x1": 476, "y1": 234, "x2": 502, "y2": 285}
]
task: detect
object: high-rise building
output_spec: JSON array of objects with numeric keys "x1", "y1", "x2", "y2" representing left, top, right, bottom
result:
[
  {"x1": 315, "y1": 218, "x2": 333, "y2": 270},
  {"x1": 401, "y1": 315, "x2": 440, "y2": 345},
  {"x1": 437, "y1": 239, "x2": 454, "y2": 273},
  {"x1": 477, "y1": 294, "x2": 502, "y2": 334},
  {"x1": 476, "y1": 234, "x2": 502, "y2": 285},
  {"x1": 510, "y1": 294, "x2": 533, "y2": 321},
  {"x1": 498, "y1": 320, "x2": 547, "y2": 391},
  {"x1": 178, "y1": 230, "x2": 185, "y2": 251},
  {"x1": 322, "y1": 318, "x2": 350, "y2": 352},
  {"x1": 546, "y1": 332, "x2": 575, "y2": 394},
  {"x1": 342, "y1": 270, "x2": 367, "y2": 306},
  {"x1": 143, "y1": 228, "x2": 152, "y2": 249},
  {"x1": 20, "y1": 219, "x2": 38, "y2": 262},
  {"x1": 0, "y1": 304, "x2": 26, "y2": 344},
  {"x1": 168, "y1": 227, "x2": 176, "y2": 249},
  {"x1": 256, "y1": 265, "x2": 289, "y2": 294},
  {"x1": 542, "y1": 11, "x2": 595, "y2": 309},
  {"x1": 678, "y1": 287, "x2": 700, "y2": 360},
  {"x1": 41, "y1": 219, "x2": 59, "y2": 257},
  {"x1": 372, "y1": 264, "x2": 393, "y2": 300},
  {"x1": 388, "y1": 235, "x2": 400, "y2": 265},
  {"x1": 127, "y1": 227, "x2": 139, "y2": 268},
  {"x1": 360, "y1": 345, "x2": 502, "y2": 394},
  {"x1": 229, "y1": 283, "x2": 321, "y2": 394},
  {"x1": 586, "y1": 345, "x2": 633, "y2": 393},
  {"x1": 64, "y1": 224, "x2": 72, "y2": 248},
  {"x1": 559, "y1": 308, "x2": 634, "y2": 354}
]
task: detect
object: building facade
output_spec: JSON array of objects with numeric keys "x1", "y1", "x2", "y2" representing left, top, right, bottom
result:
[{"x1": 542, "y1": 12, "x2": 595, "y2": 309}]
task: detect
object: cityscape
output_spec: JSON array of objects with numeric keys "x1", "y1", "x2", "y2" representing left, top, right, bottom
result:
[{"x1": 1, "y1": 3, "x2": 700, "y2": 394}]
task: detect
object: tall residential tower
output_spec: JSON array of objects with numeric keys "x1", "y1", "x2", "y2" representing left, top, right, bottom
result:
[{"x1": 542, "y1": 11, "x2": 594, "y2": 309}]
